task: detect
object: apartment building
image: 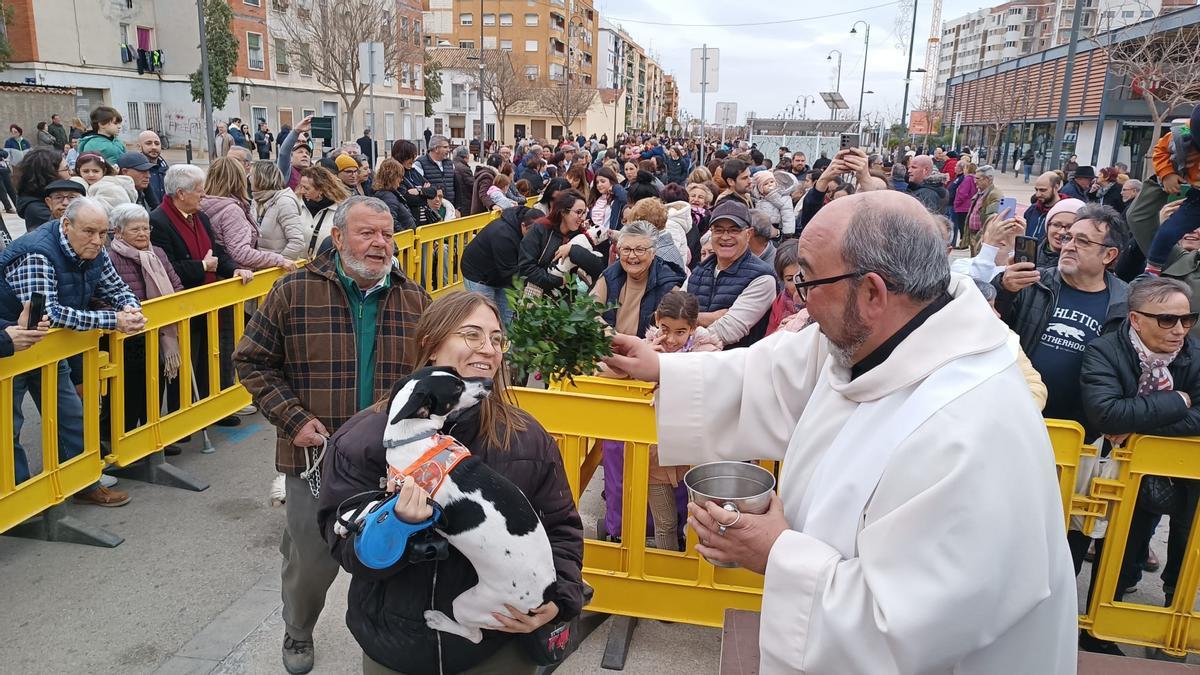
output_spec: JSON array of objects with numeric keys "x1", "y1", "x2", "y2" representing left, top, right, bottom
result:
[
  {"x1": 933, "y1": 0, "x2": 1192, "y2": 110},
  {"x1": 596, "y1": 19, "x2": 667, "y2": 132},
  {"x1": 2, "y1": 0, "x2": 425, "y2": 154},
  {"x1": 663, "y1": 75, "x2": 678, "y2": 123}
]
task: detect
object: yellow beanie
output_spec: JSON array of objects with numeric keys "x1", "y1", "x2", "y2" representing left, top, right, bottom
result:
[{"x1": 334, "y1": 154, "x2": 359, "y2": 172}]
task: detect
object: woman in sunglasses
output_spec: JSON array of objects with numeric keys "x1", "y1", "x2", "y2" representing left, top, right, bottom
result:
[{"x1": 1080, "y1": 277, "x2": 1200, "y2": 617}]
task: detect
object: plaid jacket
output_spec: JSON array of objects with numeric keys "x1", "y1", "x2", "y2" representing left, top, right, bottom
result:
[{"x1": 234, "y1": 249, "x2": 431, "y2": 476}]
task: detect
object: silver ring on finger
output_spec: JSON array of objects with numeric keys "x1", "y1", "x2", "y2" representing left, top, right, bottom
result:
[{"x1": 717, "y1": 524, "x2": 728, "y2": 536}]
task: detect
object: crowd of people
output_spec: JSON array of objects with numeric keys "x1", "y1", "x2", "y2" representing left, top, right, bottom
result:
[{"x1": 3, "y1": 100, "x2": 1200, "y2": 671}]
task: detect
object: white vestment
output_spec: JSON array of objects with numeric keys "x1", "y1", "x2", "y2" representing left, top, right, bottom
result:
[{"x1": 657, "y1": 275, "x2": 1078, "y2": 675}]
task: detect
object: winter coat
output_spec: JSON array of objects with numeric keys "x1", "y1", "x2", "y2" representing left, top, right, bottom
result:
[
  {"x1": 663, "y1": 201, "x2": 693, "y2": 268},
  {"x1": 595, "y1": 257, "x2": 686, "y2": 338},
  {"x1": 80, "y1": 175, "x2": 136, "y2": 212},
  {"x1": 994, "y1": 267, "x2": 1128, "y2": 357},
  {"x1": 664, "y1": 154, "x2": 690, "y2": 184},
  {"x1": 16, "y1": 194, "x2": 53, "y2": 232},
  {"x1": 315, "y1": 402, "x2": 585, "y2": 675},
  {"x1": 953, "y1": 174, "x2": 977, "y2": 214},
  {"x1": 36, "y1": 130, "x2": 55, "y2": 148},
  {"x1": 1127, "y1": 178, "x2": 1200, "y2": 337},
  {"x1": 907, "y1": 177, "x2": 950, "y2": 213},
  {"x1": 452, "y1": 159, "x2": 474, "y2": 215},
  {"x1": 517, "y1": 222, "x2": 606, "y2": 293},
  {"x1": 1081, "y1": 321, "x2": 1200, "y2": 437},
  {"x1": 470, "y1": 165, "x2": 498, "y2": 215},
  {"x1": 76, "y1": 131, "x2": 126, "y2": 166},
  {"x1": 461, "y1": 205, "x2": 532, "y2": 288},
  {"x1": 200, "y1": 195, "x2": 289, "y2": 270},
  {"x1": 252, "y1": 188, "x2": 310, "y2": 261},
  {"x1": 1061, "y1": 180, "x2": 1097, "y2": 203},
  {"x1": 108, "y1": 242, "x2": 184, "y2": 300},
  {"x1": 233, "y1": 249, "x2": 430, "y2": 476},
  {"x1": 753, "y1": 189, "x2": 798, "y2": 236},
  {"x1": 148, "y1": 205, "x2": 237, "y2": 288},
  {"x1": 414, "y1": 154, "x2": 457, "y2": 205},
  {"x1": 376, "y1": 188, "x2": 418, "y2": 232}
]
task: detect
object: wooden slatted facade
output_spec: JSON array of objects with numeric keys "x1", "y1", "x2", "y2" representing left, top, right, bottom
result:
[{"x1": 947, "y1": 51, "x2": 1108, "y2": 125}]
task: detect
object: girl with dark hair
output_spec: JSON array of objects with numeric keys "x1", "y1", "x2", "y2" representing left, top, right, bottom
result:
[
  {"x1": 627, "y1": 170, "x2": 660, "y2": 204},
  {"x1": 533, "y1": 177, "x2": 571, "y2": 216},
  {"x1": 517, "y1": 189, "x2": 605, "y2": 295},
  {"x1": 587, "y1": 167, "x2": 627, "y2": 249},
  {"x1": 14, "y1": 147, "x2": 70, "y2": 231},
  {"x1": 316, "y1": 291, "x2": 584, "y2": 675}
]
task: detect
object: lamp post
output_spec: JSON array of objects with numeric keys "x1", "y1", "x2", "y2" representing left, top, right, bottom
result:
[
  {"x1": 899, "y1": 0, "x2": 920, "y2": 133},
  {"x1": 826, "y1": 50, "x2": 842, "y2": 120},
  {"x1": 851, "y1": 21, "x2": 870, "y2": 128},
  {"x1": 798, "y1": 94, "x2": 814, "y2": 119}
]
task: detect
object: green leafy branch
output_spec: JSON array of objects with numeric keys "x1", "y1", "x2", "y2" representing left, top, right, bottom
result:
[{"x1": 505, "y1": 279, "x2": 614, "y2": 384}]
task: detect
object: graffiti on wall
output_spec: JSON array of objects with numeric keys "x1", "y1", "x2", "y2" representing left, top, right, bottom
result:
[{"x1": 164, "y1": 109, "x2": 205, "y2": 147}]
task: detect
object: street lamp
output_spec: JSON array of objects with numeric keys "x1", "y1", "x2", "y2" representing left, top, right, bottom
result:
[
  {"x1": 797, "y1": 94, "x2": 814, "y2": 119},
  {"x1": 826, "y1": 50, "x2": 842, "y2": 120},
  {"x1": 851, "y1": 21, "x2": 871, "y2": 129},
  {"x1": 900, "y1": 0, "x2": 920, "y2": 130}
]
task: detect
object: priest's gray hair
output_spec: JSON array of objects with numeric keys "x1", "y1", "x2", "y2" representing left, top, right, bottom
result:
[
  {"x1": 1128, "y1": 277, "x2": 1191, "y2": 311},
  {"x1": 164, "y1": 164, "x2": 205, "y2": 195},
  {"x1": 842, "y1": 205, "x2": 950, "y2": 303},
  {"x1": 331, "y1": 195, "x2": 392, "y2": 232}
]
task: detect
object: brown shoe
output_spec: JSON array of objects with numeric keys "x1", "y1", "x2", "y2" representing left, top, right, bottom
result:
[{"x1": 74, "y1": 485, "x2": 131, "y2": 507}]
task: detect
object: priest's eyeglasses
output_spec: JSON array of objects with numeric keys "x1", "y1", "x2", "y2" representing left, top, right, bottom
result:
[
  {"x1": 790, "y1": 270, "x2": 868, "y2": 302},
  {"x1": 1133, "y1": 310, "x2": 1200, "y2": 330}
]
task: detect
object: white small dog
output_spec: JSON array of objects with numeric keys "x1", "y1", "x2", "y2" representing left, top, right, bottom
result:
[
  {"x1": 550, "y1": 232, "x2": 603, "y2": 287},
  {"x1": 335, "y1": 367, "x2": 557, "y2": 644}
]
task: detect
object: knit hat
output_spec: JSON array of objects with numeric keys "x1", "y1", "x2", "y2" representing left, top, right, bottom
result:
[
  {"x1": 334, "y1": 154, "x2": 359, "y2": 172},
  {"x1": 1191, "y1": 103, "x2": 1200, "y2": 152},
  {"x1": 1045, "y1": 198, "x2": 1086, "y2": 226}
]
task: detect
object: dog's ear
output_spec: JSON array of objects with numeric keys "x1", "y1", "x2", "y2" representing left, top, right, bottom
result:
[{"x1": 391, "y1": 384, "x2": 433, "y2": 423}]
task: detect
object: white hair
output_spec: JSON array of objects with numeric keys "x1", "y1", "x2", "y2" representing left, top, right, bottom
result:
[
  {"x1": 109, "y1": 203, "x2": 150, "y2": 232},
  {"x1": 164, "y1": 164, "x2": 205, "y2": 195},
  {"x1": 617, "y1": 220, "x2": 659, "y2": 243},
  {"x1": 63, "y1": 196, "x2": 108, "y2": 224}
]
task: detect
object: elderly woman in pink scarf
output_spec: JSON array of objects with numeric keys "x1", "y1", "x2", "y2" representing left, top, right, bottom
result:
[{"x1": 107, "y1": 203, "x2": 185, "y2": 454}]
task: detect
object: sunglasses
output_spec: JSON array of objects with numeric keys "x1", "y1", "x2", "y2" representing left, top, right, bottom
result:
[{"x1": 1134, "y1": 310, "x2": 1199, "y2": 330}]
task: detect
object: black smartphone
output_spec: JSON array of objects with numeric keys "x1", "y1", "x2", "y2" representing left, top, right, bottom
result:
[
  {"x1": 1013, "y1": 236, "x2": 1039, "y2": 265},
  {"x1": 310, "y1": 116, "x2": 335, "y2": 144},
  {"x1": 27, "y1": 291, "x2": 45, "y2": 329},
  {"x1": 839, "y1": 134, "x2": 860, "y2": 151}
]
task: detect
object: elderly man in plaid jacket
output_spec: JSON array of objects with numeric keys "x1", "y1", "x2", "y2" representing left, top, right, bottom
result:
[{"x1": 235, "y1": 195, "x2": 430, "y2": 674}]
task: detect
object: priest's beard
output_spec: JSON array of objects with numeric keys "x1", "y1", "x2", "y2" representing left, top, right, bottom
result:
[{"x1": 806, "y1": 291, "x2": 872, "y2": 368}]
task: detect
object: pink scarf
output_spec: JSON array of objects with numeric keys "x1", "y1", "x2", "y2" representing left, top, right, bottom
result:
[{"x1": 110, "y1": 239, "x2": 182, "y2": 381}]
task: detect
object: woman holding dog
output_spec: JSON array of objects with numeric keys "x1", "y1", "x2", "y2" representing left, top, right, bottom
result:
[{"x1": 317, "y1": 291, "x2": 585, "y2": 675}]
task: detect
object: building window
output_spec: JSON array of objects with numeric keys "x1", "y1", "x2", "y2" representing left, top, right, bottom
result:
[
  {"x1": 483, "y1": 13, "x2": 495, "y2": 26},
  {"x1": 525, "y1": 13, "x2": 539, "y2": 26},
  {"x1": 413, "y1": 20, "x2": 421, "y2": 43},
  {"x1": 137, "y1": 26, "x2": 153, "y2": 50},
  {"x1": 245, "y1": 0, "x2": 260, "y2": 6},
  {"x1": 274, "y1": 38, "x2": 289, "y2": 73},
  {"x1": 460, "y1": 13, "x2": 473, "y2": 26},
  {"x1": 401, "y1": 17, "x2": 409, "y2": 43},
  {"x1": 119, "y1": 23, "x2": 130, "y2": 45},
  {"x1": 401, "y1": 63, "x2": 411, "y2": 87},
  {"x1": 1121, "y1": 10, "x2": 1134, "y2": 18},
  {"x1": 550, "y1": 63, "x2": 565, "y2": 81},
  {"x1": 459, "y1": 40, "x2": 474, "y2": 49},
  {"x1": 500, "y1": 13, "x2": 513, "y2": 26},
  {"x1": 278, "y1": 108, "x2": 293, "y2": 130},
  {"x1": 500, "y1": 39, "x2": 512, "y2": 50},
  {"x1": 525, "y1": 39, "x2": 538, "y2": 52},
  {"x1": 525, "y1": 65, "x2": 539, "y2": 79},
  {"x1": 302, "y1": 108, "x2": 315, "y2": 120},
  {"x1": 299, "y1": 43, "x2": 312, "y2": 76},
  {"x1": 483, "y1": 36, "x2": 497, "y2": 49},
  {"x1": 414, "y1": 64, "x2": 423, "y2": 90},
  {"x1": 126, "y1": 102, "x2": 142, "y2": 130},
  {"x1": 251, "y1": 105, "x2": 267, "y2": 127},
  {"x1": 145, "y1": 102, "x2": 162, "y2": 133},
  {"x1": 247, "y1": 32, "x2": 264, "y2": 70}
]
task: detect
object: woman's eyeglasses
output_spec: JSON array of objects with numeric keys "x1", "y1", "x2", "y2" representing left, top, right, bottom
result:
[
  {"x1": 454, "y1": 328, "x2": 510, "y2": 353},
  {"x1": 1133, "y1": 310, "x2": 1200, "y2": 330},
  {"x1": 617, "y1": 245, "x2": 653, "y2": 257}
]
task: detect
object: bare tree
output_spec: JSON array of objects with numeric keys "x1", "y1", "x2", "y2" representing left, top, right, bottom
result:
[
  {"x1": 477, "y1": 51, "x2": 536, "y2": 145},
  {"x1": 978, "y1": 80, "x2": 1034, "y2": 168},
  {"x1": 1091, "y1": 11, "x2": 1200, "y2": 176},
  {"x1": 535, "y1": 85, "x2": 598, "y2": 140},
  {"x1": 277, "y1": 0, "x2": 423, "y2": 141}
]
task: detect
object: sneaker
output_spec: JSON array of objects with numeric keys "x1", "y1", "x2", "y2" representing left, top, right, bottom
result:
[
  {"x1": 74, "y1": 485, "x2": 131, "y2": 507},
  {"x1": 214, "y1": 416, "x2": 241, "y2": 427},
  {"x1": 99, "y1": 473, "x2": 119, "y2": 488},
  {"x1": 163, "y1": 444, "x2": 183, "y2": 457},
  {"x1": 269, "y1": 473, "x2": 287, "y2": 506},
  {"x1": 236, "y1": 404, "x2": 258, "y2": 416},
  {"x1": 282, "y1": 634, "x2": 314, "y2": 674}
]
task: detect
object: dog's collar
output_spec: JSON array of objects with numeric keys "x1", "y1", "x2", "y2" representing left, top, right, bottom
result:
[
  {"x1": 387, "y1": 434, "x2": 471, "y2": 498},
  {"x1": 384, "y1": 427, "x2": 439, "y2": 449}
]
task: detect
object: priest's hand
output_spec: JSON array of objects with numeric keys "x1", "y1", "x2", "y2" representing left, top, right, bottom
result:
[
  {"x1": 603, "y1": 333, "x2": 661, "y2": 382},
  {"x1": 689, "y1": 494, "x2": 789, "y2": 575}
]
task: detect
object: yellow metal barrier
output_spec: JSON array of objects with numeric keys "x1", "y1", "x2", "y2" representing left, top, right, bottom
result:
[
  {"x1": 0, "y1": 329, "x2": 103, "y2": 532},
  {"x1": 410, "y1": 211, "x2": 495, "y2": 298}
]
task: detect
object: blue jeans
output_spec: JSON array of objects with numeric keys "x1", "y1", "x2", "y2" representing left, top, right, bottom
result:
[
  {"x1": 464, "y1": 279, "x2": 514, "y2": 327},
  {"x1": 12, "y1": 360, "x2": 86, "y2": 484},
  {"x1": 1023, "y1": 164, "x2": 1033, "y2": 182}
]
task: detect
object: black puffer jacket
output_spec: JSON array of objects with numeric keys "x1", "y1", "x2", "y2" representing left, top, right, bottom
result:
[
  {"x1": 994, "y1": 267, "x2": 1128, "y2": 355},
  {"x1": 1081, "y1": 321, "x2": 1200, "y2": 436},
  {"x1": 461, "y1": 205, "x2": 532, "y2": 288},
  {"x1": 16, "y1": 194, "x2": 52, "y2": 232},
  {"x1": 376, "y1": 188, "x2": 418, "y2": 232},
  {"x1": 317, "y1": 402, "x2": 584, "y2": 675},
  {"x1": 517, "y1": 221, "x2": 606, "y2": 293}
]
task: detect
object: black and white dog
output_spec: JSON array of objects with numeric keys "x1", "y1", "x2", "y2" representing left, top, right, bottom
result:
[{"x1": 335, "y1": 366, "x2": 557, "y2": 643}]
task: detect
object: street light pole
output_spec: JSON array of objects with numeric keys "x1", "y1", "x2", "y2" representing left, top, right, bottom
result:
[
  {"x1": 826, "y1": 50, "x2": 842, "y2": 120},
  {"x1": 196, "y1": 0, "x2": 216, "y2": 159},
  {"x1": 479, "y1": 0, "x2": 485, "y2": 147},
  {"x1": 852, "y1": 21, "x2": 870, "y2": 128},
  {"x1": 900, "y1": 0, "x2": 919, "y2": 132},
  {"x1": 1050, "y1": 0, "x2": 1086, "y2": 171}
]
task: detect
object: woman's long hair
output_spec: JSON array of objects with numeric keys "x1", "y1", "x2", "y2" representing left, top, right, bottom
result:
[
  {"x1": 566, "y1": 163, "x2": 590, "y2": 202},
  {"x1": 301, "y1": 165, "x2": 351, "y2": 203},
  {"x1": 250, "y1": 161, "x2": 285, "y2": 193},
  {"x1": 544, "y1": 189, "x2": 585, "y2": 231},
  {"x1": 14, "y1": 147, "x2": 63, "y2": 198},
  {"x1": 205, "y1": 157, "x2": 250, "y2": 203},
  {"x1": 410, "y1": 292, "x2": 529, "y2": 449},
  {"x1": 374, "y1": 158, "x2": 405, "y2": 192},
  {"x1": 538, "y1": 177, "x2": 572, "y2": 208},
  {"x1": 588, "y1": 167, "x2": 620, "y2": 207}
]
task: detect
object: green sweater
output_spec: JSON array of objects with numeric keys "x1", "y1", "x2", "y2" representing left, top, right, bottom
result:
[
  {"x1": 335, "y1": 254, "x2": 391, "y2": 410},
  {"x1": 77, "y1": 132, "x2": 126, "y2": 165}
]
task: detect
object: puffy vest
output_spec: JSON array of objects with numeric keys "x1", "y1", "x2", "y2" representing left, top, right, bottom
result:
[
  {"x1": 600, "y1": 258, "x2": 685, "y2": 338},
  {"x1": 687, "y1": 248, "x2": 776, "y2": 349},
  {"x1": 0, "y1": 220, "x2": 105, "y2": 321},
  {"x1": 415, "y1": 155, "x2": 456, "y2": 203}
]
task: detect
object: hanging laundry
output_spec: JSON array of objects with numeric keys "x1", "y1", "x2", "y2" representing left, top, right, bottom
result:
[
  {"x1": 136, "y1": 49, "x2": 149, "y2": 75},
  {"x1": 120, "y1": 43, "x2": 135, "y2": 64},
  {"x1": 151, "y1": 50, "x2": 164, "y2": 72}
]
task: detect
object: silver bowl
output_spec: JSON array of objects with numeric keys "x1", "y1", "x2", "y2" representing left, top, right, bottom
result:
[{"x1": 683, "y1": 461, "x2": 776, "y2": 568}]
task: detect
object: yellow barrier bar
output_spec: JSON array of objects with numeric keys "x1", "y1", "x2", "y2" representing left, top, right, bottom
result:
[
  {"x1": 0, "y1": 329, "x2": 103, "y2": 532},
  {"x1": 412, "y1": 211, "x2": 495, "y2": 299}
]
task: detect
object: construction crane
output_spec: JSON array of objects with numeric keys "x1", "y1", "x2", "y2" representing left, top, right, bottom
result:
[{"x1": 919, "y1": 0, "x2": 942, "y2": 108}]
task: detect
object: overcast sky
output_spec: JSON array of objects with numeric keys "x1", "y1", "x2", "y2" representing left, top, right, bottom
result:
[{"x1": 595, "y1": 0, "x2": 993, "y2": 126}]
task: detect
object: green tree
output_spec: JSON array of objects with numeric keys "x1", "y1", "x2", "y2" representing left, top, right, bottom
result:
[
  {"x1": 424, "y1": 55, "x2": 443, "y2": 117},
  {"x1": 0, "y1": 1, "x2": 15, "y2": 72},
  {"x1": 189, "y1": 0, "x2": 239, "y2": 110}
]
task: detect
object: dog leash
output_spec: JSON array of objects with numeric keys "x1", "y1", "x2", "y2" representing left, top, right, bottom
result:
[{"x1": 299, "y1": 436, "x2": 329, "y2": 498}]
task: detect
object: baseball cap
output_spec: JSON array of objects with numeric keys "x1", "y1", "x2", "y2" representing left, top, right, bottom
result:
[
  {"x1": 709, "y1": 200, "x2": 751, "y2": 230},
  {"x1": 115, "y1": 151, "x2": 153, "y2": 171}
]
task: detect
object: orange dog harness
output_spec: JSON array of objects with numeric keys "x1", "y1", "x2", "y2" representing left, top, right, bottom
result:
[{"x1": 386, "y1": 435, "x2": 472, "y2": 497}]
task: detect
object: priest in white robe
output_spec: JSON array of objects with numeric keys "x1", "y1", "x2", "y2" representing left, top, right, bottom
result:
[{"x1": 605, "y1": 191, "x2": 1079, "y2": 674}]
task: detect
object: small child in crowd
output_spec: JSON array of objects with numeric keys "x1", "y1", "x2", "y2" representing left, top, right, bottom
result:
[
  {"x1": 1144, "y1": 103, "x2": 1200, "y2": 275},
  {"x1": 72, "y1": 152, "x2": 135, "y2": 211},
  {"x1": 487, "y1": 172, "x2": 518, "y2": 211},
  {"x1": 767, "y1": 239, "x2": 803, "y2": 335}
]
